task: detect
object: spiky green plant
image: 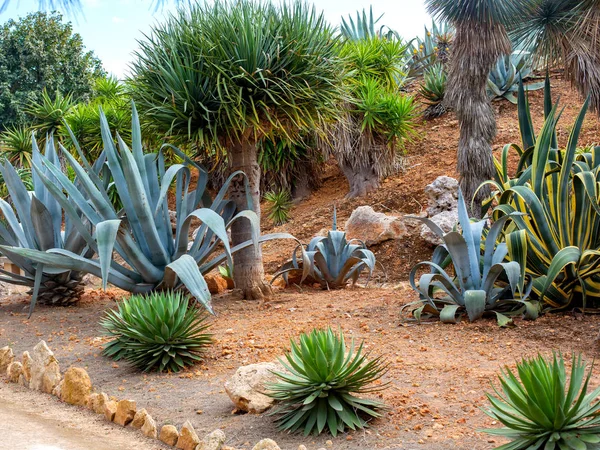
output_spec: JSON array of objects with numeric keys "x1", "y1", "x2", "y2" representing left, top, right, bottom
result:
[
  {"x1": 482, "y1": 352, "x2": 600, "y2": 449},
  {"x1": 339, "y1": 6, "x2": 398, "y2": 41},
  {"x1": 26, "y1": 89, "x2": 74, "y2": 137},
  {"x1": 487, "y1": 52, "x2": 544, "y2": 104},
  {"x1": 0, "y1": 126, "x2": 33, "y2": 167},
  {"x1": 273, "y1": 210, "x2": 375, "y2": 289},
  {"x1": 268, "y1": 328, "x2": 388, "y2": 436},
  {"x1": 420, "y1": 63, "x2": 448, "y2": 119},
  {"x1": 406, "y1": 20, "x2": 454, "y2": 76},
  {"x1": 101, "y1": 291, "x2": 212, "y2": 373},
  {"x1": 264, "y1": 189, "x2": 292, "y2": 226},
  {"x1": 1, "y1": 104, "x2": 295, "y2": 314},
  {"x1": 406, "y1": 188, "x2": 537, "y2": 326}
]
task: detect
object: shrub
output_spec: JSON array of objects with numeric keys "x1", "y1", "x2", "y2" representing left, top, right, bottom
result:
[
  {"x1": 273, "y1": 210, "x2": 375, "y2": 289},
  {"x1": 482, "y1": 352, "x2": 600, "y2": 449},
  {"x1": 420, "y1": 63, "x2": 448, "y2": 119},
  {"x1": 487, "y1": 52, "x2": 544, "y2": 104},
  {"x1": 268, "y1": 328, "x2": 388, "y2": 436},
  {"x1": 406, "y1": 188, "x2": 538, "y2": 325},
  {"x1": 264, "y1": 189, "x2": 292, "y2": 226},
  {"x1": 101, "y1": 291, "x2": 212, "y2": 373}
]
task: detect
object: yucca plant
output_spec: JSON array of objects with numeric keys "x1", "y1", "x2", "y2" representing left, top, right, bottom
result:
[
  {"x1": 487, "y1": 52, "x2": 544, "y2": 104},
  {"x1": 0, "y1": 126, "x2": 33, "y2": 167},
  {"x1": 264, "y1": 189, "x2": 292, "y2": 226},
  {"x1": 406, "y1": 20, "x2": 453, "y2": 77},
  {"x1": 268, "y1": 328, "x2": 388, "y2": 436},
  {"x1": 339, "y1": 7, "x2": 398, "y2": 41},
  {"x1": 406, "y1": 188, "x2": 537, "y2": 326},
  {"x1": 1, "y1": 104, "x2": 294, "y2": 314},
  {"x1": 420, "y1": 63, "x2": 448, "y2": 119},
  {"x1": 0, "y1": 136, "x2": 95, "y2": 314},
  {"x1": 273, "y1": 210, "x2": 375, "y2": 289},
  {"x1": 482, "y1": 352, "x2": 600, "y2": 449},
  {"x1": 101, "y1": 291, "x2": 212, "y2": 373},
  {"x1": 26, "y1": 88, "x2": 74, "y2": 137}
]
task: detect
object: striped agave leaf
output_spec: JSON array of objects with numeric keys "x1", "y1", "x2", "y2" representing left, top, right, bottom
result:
[
  {"x1": 0, "y1": 134, "x2": 98, "y2": 316},
  {"x1": 492, "y1": 95, "x2": 600, "y2": 310},
  {"x1": 272, "y1": 209, "x2": 375, "y2": 289},
  {"x1": 405, "y1": 189, "x2": 536, "y2": 326},
  {"x1": 1, "y1": 103, "x2": 294, "y2": 314}
]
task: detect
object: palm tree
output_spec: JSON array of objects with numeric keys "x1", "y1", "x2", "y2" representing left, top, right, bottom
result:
[
  {"x1": 424, "y1": 0, "x2": 522, "y2": 216},
  {"x1": 129, "y1": 0, "x2": 343, "y2": 299}
]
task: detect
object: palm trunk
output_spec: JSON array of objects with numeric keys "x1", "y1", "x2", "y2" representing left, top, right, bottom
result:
[
  {"x1": 228, "y1": 137, "x2": 271, "y2": 300},
  {"x1": 446, "y1": 23, "x2": 511, "y2": 217}
]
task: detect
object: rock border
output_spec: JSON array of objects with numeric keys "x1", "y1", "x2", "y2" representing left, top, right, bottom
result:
[{"x1": 1, "y1": 341, "x2": 303, "y2": 450}]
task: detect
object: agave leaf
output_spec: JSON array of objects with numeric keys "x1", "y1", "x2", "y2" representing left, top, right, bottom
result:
[
  {"x1": 164, "y1": 254, "x2": 213, "y2": 314},
  {"x1": 96, "y1": 220, "x2": 121, "y2": 291}
]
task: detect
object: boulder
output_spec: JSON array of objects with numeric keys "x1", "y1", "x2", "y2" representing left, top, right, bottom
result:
[
  {"x1": 131, "y1": 408, "x2": 149, "y2": 429},
  {"x1": 345, "y1": 206, "x2": 407, "y2": 246},
  {"x1": 6, "y1": 361, "x2": 23, "y2": 383},
  {"x1": 114, "y1": 399, "x2": 136, "y2": 426},
  {"x1": 176, "y1": 420, "x2": 200, "y2": 450},
  {"x1": 0, "y1": 346, "x2": 14, "y2": 373},
  {"x1": 225, "y1": 362, "x2": 281, "y2": 413},
  {"x1": 104, "y1": 400, "x2": 118, "y2": 422},
  {"x1": 425, "y1": 176, "x2": 458, "y2": 216},
  {"x1": 420, "y1": 210, "x2": 458, "y2": 246},
  {"x1": 204, "y1": 273, "x2": 228, "y2": 294},
  {"x1": 197, "y1": 429, "x2": 226, "y2": 450},
  {"x1": 90, "y1": 392, "x2": 109, "y2": 415},
  {"x1": 252, "y1": 439, "x2": 281, "y2": 450},
  {"x1": 30, "y1": 341, "x2": 61, "y2": 394},
  {"x1": 141, "y1": 414, "x2": 158, "y2": 439},
  {"x1": 22, "y1": 351, "x2": 32, "y2": 382},
  {"x1": 160, "y1": 425, "x2": 179, "y2": 446},
  {"x1": 60, "y1": 367, "x2": 93, "y2": 406}
]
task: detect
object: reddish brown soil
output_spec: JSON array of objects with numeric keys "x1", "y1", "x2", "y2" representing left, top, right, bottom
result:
[{"x1": 2, "y1": 77, "x2": 600, "y2": 450}]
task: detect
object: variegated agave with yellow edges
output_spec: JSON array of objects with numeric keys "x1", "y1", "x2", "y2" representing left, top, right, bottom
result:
[{"x1": 406, "y1": 188, "x2": 537, "y2": 326}]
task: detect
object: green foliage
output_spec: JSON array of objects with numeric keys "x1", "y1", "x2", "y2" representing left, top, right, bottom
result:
[
  {"x1": 0, "y1": 167, "x2": 32, "y2": 198},
  {"x1": 0, "y1": 126, "x2": 32, "y2": 167},
  {"x1": 0, "y1": 135, "x2": 92, "y2": 315},
  {"x1": 268, "y1": 328, "x2": 387, "y2": 436},
  {"x1": 487, "y1": 52, "x2": 544, "y2": 104},
  {"x1": 27, "y1": 89, "x2": 75, "y2": 137},
  {"x1": 129, "y1": 0, "x2": 343, "y2": 147},
  {"x1": 102, "y1": 291, "x2": 212, "y2": 373},
  {"x1": 420, "y1": 63, "x2": 448, "y2": 119},
  {"x1": 0, "y1": 11, "x2": 103, "y2": 129},
  {"x1": 488, "y1": 91, "x2": 600, "y2": 310},
  {"x1": 406, "y1": 20, "x2": 453, "y2": 76},
  {"x1": 482, "y1": 352, "x2": 600, "y2": 449},
  {"x1": 407, "y1": 189, "x2": 537, "y2": 325},
  {"x1": 264, "y1": 189, "x2": 292, "y2": 226},
  {"x1": 0, "y1": 104, "x2": 279, "y2": 314},
  {"x1": 274, "y1": 211, "x2": 376, "y2": 289},
  {"x1": 339, "y1": 7, "x2": 398, "y2": 41}
]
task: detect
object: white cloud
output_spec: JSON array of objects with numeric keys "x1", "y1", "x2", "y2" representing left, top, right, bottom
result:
[{"x1": 112, "y1": 16, "x2": 126, "y2": 24}]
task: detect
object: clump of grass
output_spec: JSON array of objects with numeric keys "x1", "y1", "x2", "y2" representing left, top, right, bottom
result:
[{"x1": 264, "y1": 189, "x2": 292, "y2": 225}]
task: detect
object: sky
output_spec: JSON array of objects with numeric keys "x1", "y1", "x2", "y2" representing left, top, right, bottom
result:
[{"x1": 0, "y1": 0, "x2": 431, "y2": 78}]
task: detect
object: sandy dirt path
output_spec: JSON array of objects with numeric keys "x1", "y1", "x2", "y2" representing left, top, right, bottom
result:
[{"x1": 0, "y1": 384, "x2": 168, "y2": 450}]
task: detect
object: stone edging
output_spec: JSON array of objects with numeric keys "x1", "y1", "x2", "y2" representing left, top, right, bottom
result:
[{"x1": 0, "y1": 341, "x2": 302, "y2": 450}]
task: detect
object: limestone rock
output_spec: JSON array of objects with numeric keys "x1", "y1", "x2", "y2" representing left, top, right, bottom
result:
[
  {"x1": 225, "y1": 362, "x2": 281, "y2": 413},
  {"x1": 104, "y1": 400, "x2": 118, "y2": 422},
  {"x1": 6, "y1": 361, "x2": 23, "y2": 383},
  {"x1": 252, "y1": 439, "x2": 281, "y2": 450},
  {"x1": 345, "y1": 206, "x2": 407, "y2": 246},
  {"x1": 197, "y1": 429, "x2": 226, "y2": 450},
  {"x1": 0, "y1": 346, "x2": 14, "y2": 373},
  {"x1": 425, "y1": 176, "x2": 458, "y2": 216},
  {"x1": 141, "y1": 414, "x2": 158, "y2": 439},
  {"x1": 204, "y1": 273, "x2": 228, "y2": 294},
  {"x1": 52, "y1": 382, "x2": 62, "y2": 398},
  {"x1": 22, "y1": 351, "x2": 32, "y2": 382},
  {"x1": 60, "y1": 367, "x2": 92, "y2": 406},
  {"x1": 298, "y1": 446, "x2": 307, "y2": 450},
  {"x1": 90, "y1": 392, "x2": 109, "y2": 415},
  {"x1": 176, "y1": 420, "x2": 200, "y2": 450},
  {"x1": 30, "y1": 341, "x2": 61, "y2": 394},
  {"x1": 160, "y1": 425, "x2": 179, "y2": 446},
  {"x1": 420, "y1": 210, "x2": 458, "y2": 246},
  {"x1": 131, "y1": 408, "x2": 149, "y2": 429},
  {"x1": 114, "y1": 399, "x2": 136, "y2": 426}
]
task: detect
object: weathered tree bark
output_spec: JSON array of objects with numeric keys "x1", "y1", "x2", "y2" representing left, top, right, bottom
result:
[
  {"x1": 446, "y1": 23, "x2": 511, "y2": 217},
  {"x1": 228, "y1": 137, "x2": 272, "y2": 300},
  {"x1": 339, "y1": 163, "x2": 381, "y2": 198}
]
